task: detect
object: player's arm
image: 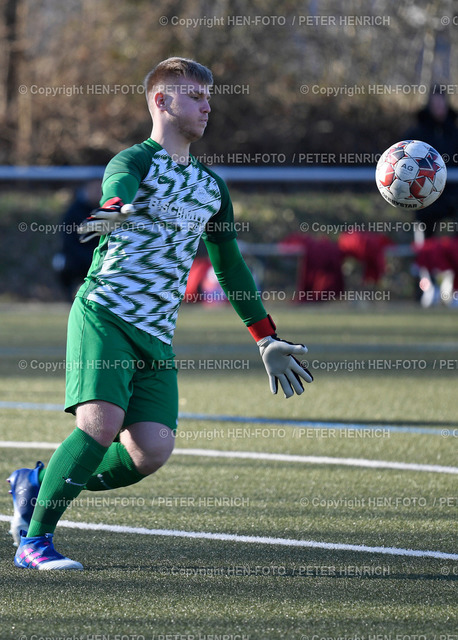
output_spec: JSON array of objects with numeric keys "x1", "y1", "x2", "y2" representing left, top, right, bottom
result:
[
  {"x1": 100, "y1": 172, "x2": 140, "y2": 206},
  {"x1": 205, "y1": 236, "x2": 313, "y2": 398},
  {"x1": 78, "y1": 147, "x2": 147, "y2": 243}
]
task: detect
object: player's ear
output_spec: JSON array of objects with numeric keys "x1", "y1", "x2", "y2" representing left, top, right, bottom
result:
[{"x1": 154, "y1": 92, "x2": 166, "y2": 110}]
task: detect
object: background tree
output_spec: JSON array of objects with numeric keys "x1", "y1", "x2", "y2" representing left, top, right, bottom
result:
[{"x1": 0, "y1": 0, "x2": 457, "y2": 165}]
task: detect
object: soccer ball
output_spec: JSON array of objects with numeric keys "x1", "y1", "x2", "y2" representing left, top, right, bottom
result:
[{"x1": 375, "y1": 140, "x2": 447, "y2": 209}]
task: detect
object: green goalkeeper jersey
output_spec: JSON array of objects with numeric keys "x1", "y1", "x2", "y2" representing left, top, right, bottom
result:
[{"x1": 78, "y1": 138, "x2": 241, "y2": 344}]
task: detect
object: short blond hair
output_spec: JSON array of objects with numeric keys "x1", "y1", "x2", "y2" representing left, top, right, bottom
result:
[{"x1": 144, "y1": 57, "x2": 213, "y2": 98}]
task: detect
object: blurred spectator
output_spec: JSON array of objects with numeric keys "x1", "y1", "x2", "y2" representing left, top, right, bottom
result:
[
  {"x1": 403, "y1": 88, "x2": 458, "y2": 305},
  {"x1": 52, "y1": 180, "x2": 101, "y2": 300},
  {"x1": 338, "y1": 232, "x2": 393, "y2": 283},
  {"x1": 404, "y1": 88, "x2": 458, "y2": 239},
  {"x1": 280, "y1": 233, "x2": 344, "y2": 302},
  {"x1": 414, "y1": 236, "x2": 458, "y2": 307}
]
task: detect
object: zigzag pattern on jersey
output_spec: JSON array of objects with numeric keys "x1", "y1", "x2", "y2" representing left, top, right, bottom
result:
[{"x1": 86, "y1": 149, "x2": 222, "y2": 344}]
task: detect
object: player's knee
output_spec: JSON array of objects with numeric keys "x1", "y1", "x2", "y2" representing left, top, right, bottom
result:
[
  {"x1": 135, "y1": 429, "x2": 175, "y2": 475},
  {"x1": 76, "y1": 401, "x2": 125, "y2": 447}
]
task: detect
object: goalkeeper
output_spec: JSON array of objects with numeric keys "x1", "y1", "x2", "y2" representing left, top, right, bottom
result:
[{"x1": 9, "y1": 57, "x2": 313, "y2": 570}]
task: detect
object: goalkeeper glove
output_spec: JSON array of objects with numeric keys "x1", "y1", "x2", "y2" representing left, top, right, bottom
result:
[
  {"x1": 248, "y1": 315, "x2": 313, "y2": 398},
  {"x1": 77, "y1": 197, "x2": 135, "y2": 243}
]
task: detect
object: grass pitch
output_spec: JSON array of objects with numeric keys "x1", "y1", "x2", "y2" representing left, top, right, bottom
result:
[{"x1": 0, "y1": 301, "x2": 457, "y2": 639}]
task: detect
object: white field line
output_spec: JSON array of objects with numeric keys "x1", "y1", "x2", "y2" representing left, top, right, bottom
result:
[
  {"x1": 0, "y1": 401, "x2": 448, "y2": 436},
  {"x1": 0, "y1": 441, "x2": 61, "y2": 449},
  {"x1": 175, "y1": 448, "x2": 458, "y2": 474},
  {"x1": 0, "y1": 514, "x2": 456, "y2": 561},
  {"x1": 0, "y1": 441, "x2": 457, "y2": 474}
]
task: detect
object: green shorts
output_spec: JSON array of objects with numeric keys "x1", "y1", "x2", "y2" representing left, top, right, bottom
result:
[{"x1": 65, "y1": 297, "x2": 178, "y2": 431}]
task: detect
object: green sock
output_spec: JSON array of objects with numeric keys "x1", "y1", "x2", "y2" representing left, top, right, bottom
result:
[
  {"x1": 27, "y1": 428, "x2": 108, "y2": 537},
  {"x1": 85, "y1": 441, "x2": 145, "y2": 491}
]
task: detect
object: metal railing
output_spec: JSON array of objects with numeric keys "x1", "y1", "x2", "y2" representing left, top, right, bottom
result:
[{"x1": 1, "y1": 165, "x2": 457, "y2": 183}]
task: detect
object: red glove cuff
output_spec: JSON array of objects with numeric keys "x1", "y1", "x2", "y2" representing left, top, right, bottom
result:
[
  {"x1": 247, "y1": 315, "x2": 276, "y2": 342},
  {"x1": 101, "y1": 196, "x2": 124, "y2": 209}
]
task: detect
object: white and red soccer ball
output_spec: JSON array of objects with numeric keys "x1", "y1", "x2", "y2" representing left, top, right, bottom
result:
[{"x1": 375, "y1": 140, "x2": 447, "y2": 209}]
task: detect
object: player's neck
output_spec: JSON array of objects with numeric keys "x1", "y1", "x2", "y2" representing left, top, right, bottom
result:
[{"x1": 150, "y1": 129, "x2": 191, "y2": 166}]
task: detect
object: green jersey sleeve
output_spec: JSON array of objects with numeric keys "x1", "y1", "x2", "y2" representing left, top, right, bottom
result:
[
  {"x1": 205, "y1": 237, "x2": 268, "y2": 326},
  {"x1": 100, "y1": 143, "x2": 154, "y2": 205}
]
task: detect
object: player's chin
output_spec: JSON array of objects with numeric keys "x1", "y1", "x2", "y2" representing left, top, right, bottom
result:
[
  {"x1": 180, "y1": 119, "x2": 207, "y2": 142},
  {"x1": 188, "y1": 124, "x2": 207, "y2": 142},
  {"x1": 187, "y1": 131, "x2": 204, "y2": 142}
]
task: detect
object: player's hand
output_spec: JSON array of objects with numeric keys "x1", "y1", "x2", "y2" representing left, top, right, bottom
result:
[
  {"x1": 77, "y1": 198, "x2": 135, "y2": 243},
  {"x1": 257, "y1": 336, "x2": 313, "y2": 398}
]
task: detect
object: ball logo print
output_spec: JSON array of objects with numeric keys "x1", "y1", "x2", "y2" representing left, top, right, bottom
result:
[{"x1": 375, "y1": 140, "x2": 447, "y2": 209}]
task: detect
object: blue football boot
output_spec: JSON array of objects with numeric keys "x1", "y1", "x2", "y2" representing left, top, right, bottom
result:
[
  {"x1": 14, "y1": 531, "x2": 83, "y2": 570},
  {"x1": 7, "y1": 461, "x2": 44, "y2": 546}
]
